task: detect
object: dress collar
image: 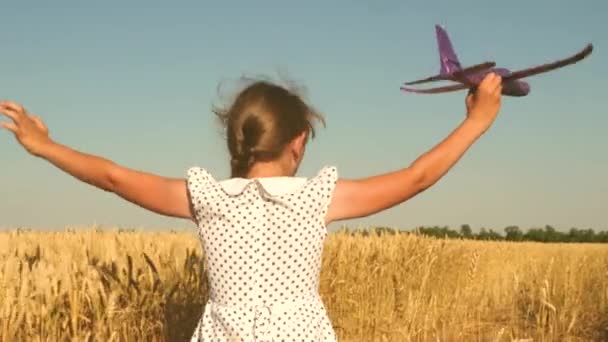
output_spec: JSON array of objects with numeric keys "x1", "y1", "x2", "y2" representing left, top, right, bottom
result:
[{"x1": 217, "y1": 176, "x2": 308, "y2": 197}]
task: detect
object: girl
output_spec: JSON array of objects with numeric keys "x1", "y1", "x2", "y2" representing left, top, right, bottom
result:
[{"x1": 0, "y1": 73, "x2": 502, "y2": 341}]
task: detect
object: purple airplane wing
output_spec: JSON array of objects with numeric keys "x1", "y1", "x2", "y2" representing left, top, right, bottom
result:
[
  {"x1": 403, "y1": 74, "x2": 448, "y2": 86},
  {"x1": 400, "y1": 83, "x2": 469, "y2": 94},
  {"x1": 503, "y1": 44, "x2": 593, "y2": 81},
  {"x1": 404, "y1": 62, "x2": 496, "y2": 85}
]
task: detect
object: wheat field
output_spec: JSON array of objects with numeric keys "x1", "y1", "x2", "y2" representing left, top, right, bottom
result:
[{"x1": 0, "y1": 227, "x2": 606, "y2": 342}]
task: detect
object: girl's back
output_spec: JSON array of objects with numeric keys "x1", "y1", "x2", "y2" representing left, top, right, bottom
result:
[{"x1": 188, "y1": 166, "x2": 338, "y2": 341}]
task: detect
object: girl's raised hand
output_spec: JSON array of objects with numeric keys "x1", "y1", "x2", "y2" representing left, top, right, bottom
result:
[
  {"x1": 465, "y1": 73, "x2": 503, "y2": 132},
  {"x1": 0, "y1": 101, "x2": 52, "y2": 156},
  {"x1": 1, "y1": 100, "x2": 194, "y2": 220}
]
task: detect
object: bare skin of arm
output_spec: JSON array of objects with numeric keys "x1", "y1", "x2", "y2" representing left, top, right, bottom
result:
[
  {"x1": 0, "y1": 102, "x2": 193, "y2": 220},
  {"x1": 325, "y1": 73, "x2": 503, "y2": 224}
]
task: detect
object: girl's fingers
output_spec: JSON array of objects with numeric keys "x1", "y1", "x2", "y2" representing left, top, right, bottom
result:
[
  {"x1": 491, "y1": 76, "x2": 503, "y2": 93},
  {"x1": 493, "y1": 85, "x2": 503, "y2": 97},
  {"x1": 492, "y1": 79, "x2": 503, "y2": 95},
  {"x1": 0, "y1": 121, "x2": 17, "y2": 133},
  {"x1": 0, "y1": 101, "x2": 25, "y2": 114},
  {"x1": 479, "y1": 73, "x2": 497, "y2": 92},
  {"x1": 0, "y1": 106, "x2": 20, "y2": 122},
  {"x1": 478, "y1": 74, "x2": 491, "y2": 89},
  {"x1": 480, "y1": 74, "x2": 501, "y2": 96},
  {"x1": 0, "y1": 101, "x2": 26, "y2": 123}
]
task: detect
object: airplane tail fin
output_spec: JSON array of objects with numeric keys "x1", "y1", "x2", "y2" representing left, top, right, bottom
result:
[{"x1": 436, "y1": 25, "x2": 462, "y2": 75}]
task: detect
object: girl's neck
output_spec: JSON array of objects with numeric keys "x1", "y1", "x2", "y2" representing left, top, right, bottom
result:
[{"x1": 245, "y1": 160, "x2": 295, "y2": 179}]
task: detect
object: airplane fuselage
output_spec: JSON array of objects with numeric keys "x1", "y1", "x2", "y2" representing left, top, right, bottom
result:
[{"x1": 449, "y1": 67, "x2": 531, "y2": 96}]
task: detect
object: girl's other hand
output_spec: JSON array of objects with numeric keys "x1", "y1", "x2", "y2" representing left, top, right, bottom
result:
[
  {"x1": 0, "y1": 101, "x2": 53, "y2": 156},
  {"x1": 465, "y1": 73, "x2": 502, "y2": 132}
]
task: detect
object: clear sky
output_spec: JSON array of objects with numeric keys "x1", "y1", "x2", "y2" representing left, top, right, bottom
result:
[{"x1": 1, "y1": 0, "x2": 606, "y2": 232}]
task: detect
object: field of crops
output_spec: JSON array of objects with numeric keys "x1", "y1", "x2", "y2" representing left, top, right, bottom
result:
[{"x1": 0, "y1": 227, "x2": 606, "y2": 341}]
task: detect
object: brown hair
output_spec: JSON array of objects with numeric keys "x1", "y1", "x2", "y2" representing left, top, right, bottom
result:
[{"x1": 213, "y1": 76, "x2": 325, "y2": 178}]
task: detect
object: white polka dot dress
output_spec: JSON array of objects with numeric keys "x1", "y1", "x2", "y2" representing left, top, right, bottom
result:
[{"x1": 186, "y1": 165, "x2": 339, "y2": 342}]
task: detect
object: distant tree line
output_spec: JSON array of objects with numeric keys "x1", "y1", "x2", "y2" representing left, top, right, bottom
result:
[{"x1": 346, "y1": 225, "x2": 608, "y2": 243}]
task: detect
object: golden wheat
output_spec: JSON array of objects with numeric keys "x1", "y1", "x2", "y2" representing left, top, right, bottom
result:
[{"x1": 0, "y1": 227, "x2": 606, "y2": 341}]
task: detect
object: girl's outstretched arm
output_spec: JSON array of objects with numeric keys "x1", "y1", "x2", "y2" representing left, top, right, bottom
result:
[
  {"x1": 0, "y1": 101, "x2": 193, "y2": 220},
  {"x1": 325, "y1": 73, "x2": 503, "y2": 224}
]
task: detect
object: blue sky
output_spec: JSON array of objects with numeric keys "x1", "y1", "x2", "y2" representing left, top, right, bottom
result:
[{"x1": 1, "y1": 0, "x2": 606, "y2": 232}]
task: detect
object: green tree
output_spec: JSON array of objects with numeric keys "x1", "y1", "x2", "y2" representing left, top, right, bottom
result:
[
  {"x1": 524, "y1": 227, "x2": 546, "y2": 242},
  {"x1": 504, "y1": 226, "x2": 523, "y2": 241},
  {"x1": 487, "y1": 229, "x2": 503, "y2": 240},
  {"x1": 460, "y1": 224, "x2": 473, "y2": 239},
  {"x1": 543, "y1": 225, "x2": 562, "y2": 242}
]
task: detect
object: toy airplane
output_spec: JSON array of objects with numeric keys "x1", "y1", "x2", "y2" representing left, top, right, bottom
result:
[{"x1": 401, "y1": 25, "x2": 593, "y2": 96}]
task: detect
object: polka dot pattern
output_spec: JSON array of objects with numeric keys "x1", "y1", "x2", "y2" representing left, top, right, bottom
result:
[{"x1": 187, "y1": 166, "x2": 339, "y2": 341}]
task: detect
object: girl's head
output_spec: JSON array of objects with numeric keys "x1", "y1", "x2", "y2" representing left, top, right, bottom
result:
[{"x1": 214, "y1": 77, "x2": 325, "y2": 178}]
